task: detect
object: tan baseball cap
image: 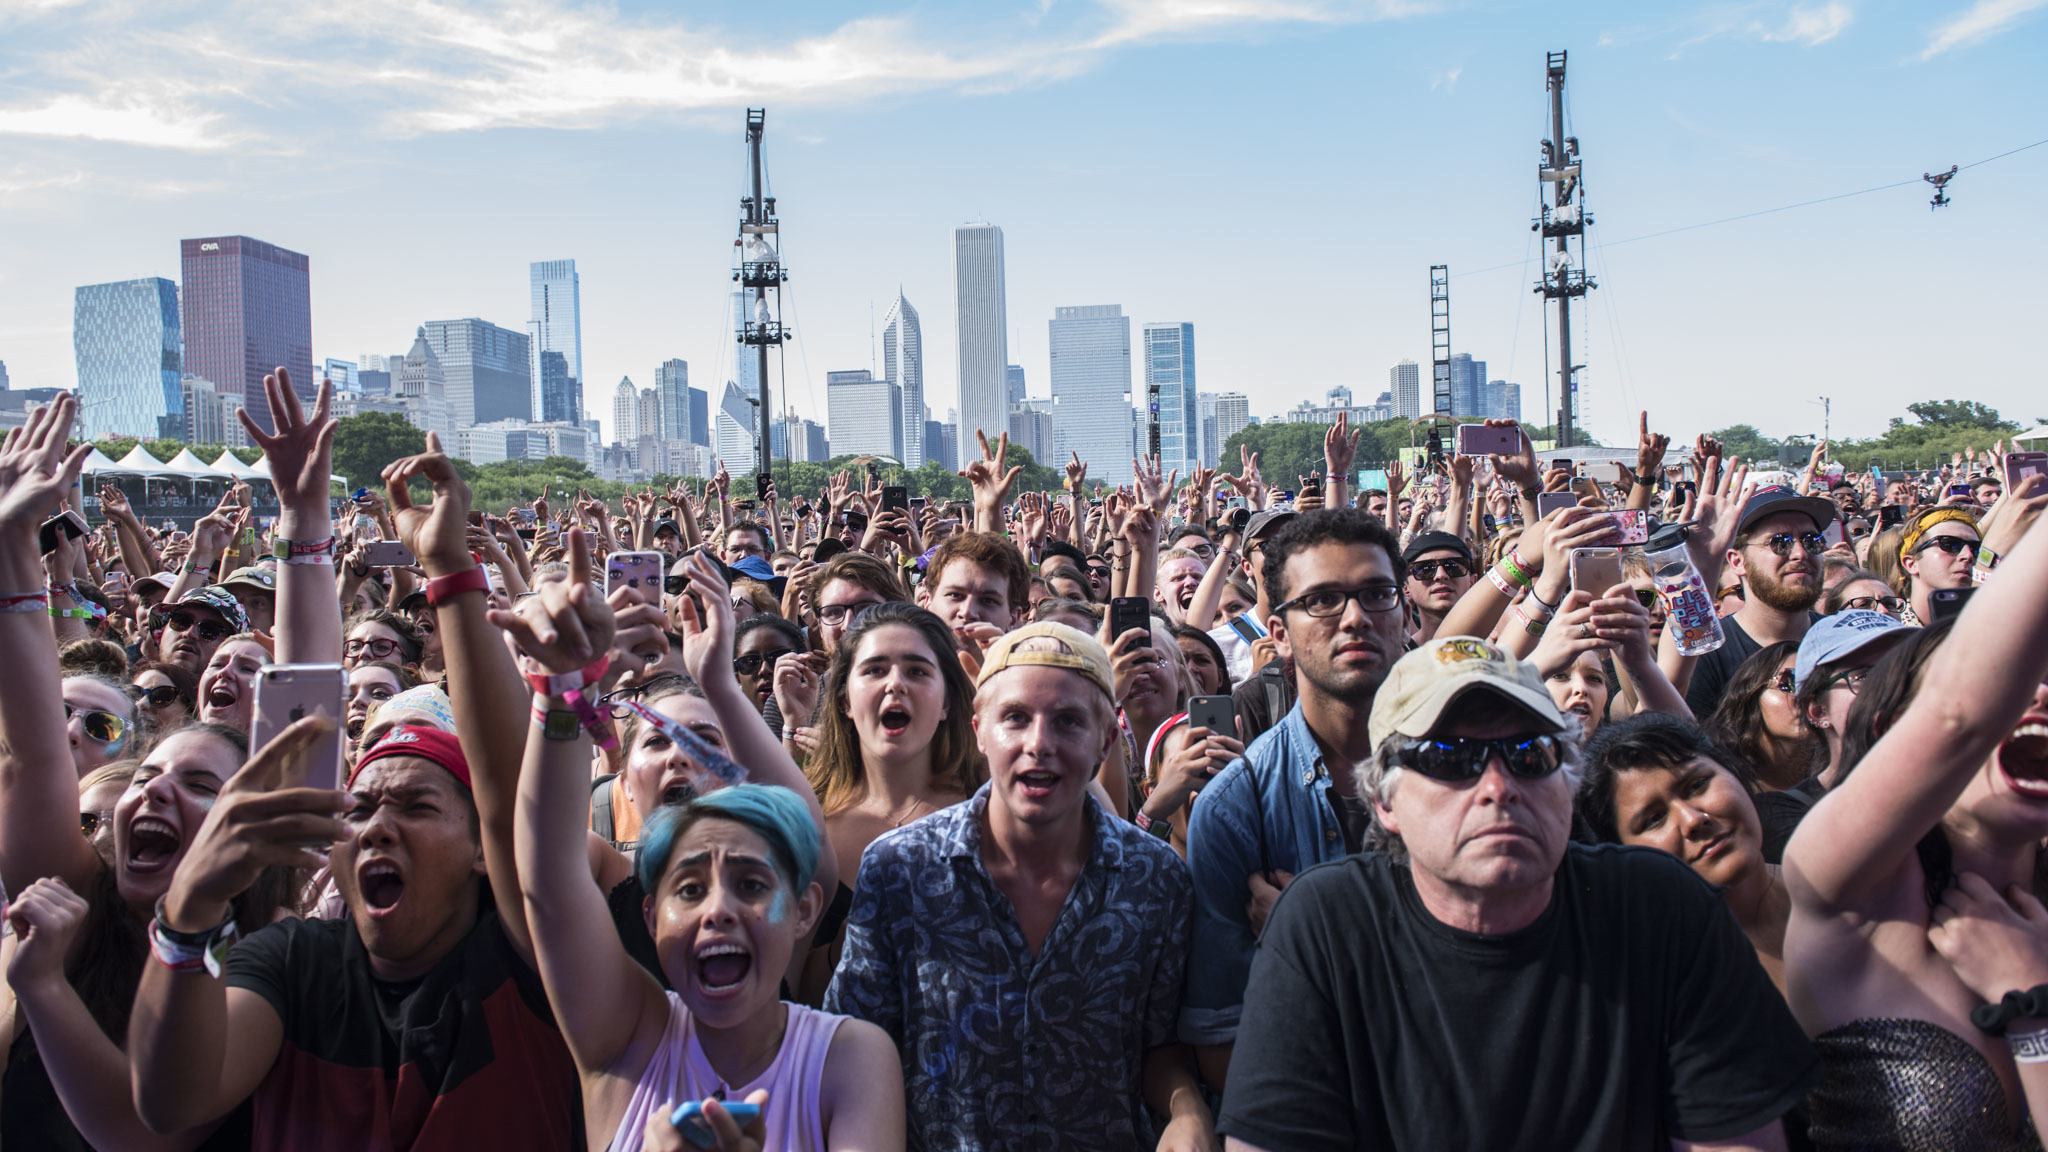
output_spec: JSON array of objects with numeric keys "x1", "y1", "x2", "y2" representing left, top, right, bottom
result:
[
  {"x1": 1367, "y1": 636, "x2": 1570, "y2": 749},
  {"x1": 975, "y1": 621, "x2": 1116, "y2": 701}
]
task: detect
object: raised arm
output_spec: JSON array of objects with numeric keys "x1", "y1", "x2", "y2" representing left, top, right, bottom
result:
[
  {"x1": 1787, "y1": 475, "x2": 2048, "y2": 911},
  {"x1": 1323, "y1": 415, "x2": 1358, "y2": 511},
  {"x1": 98, "y1": 483, "x2": 162, "y2": 577},
  {"x1": 493, "y1": 528, "x2": 668, "y2": 1077},
  {"x1": 0, "y1": 396, "x2": 101, "y2": 894},
  {"x1": 384, "y1": 434, "x2": 537, "y2": 961},
  {"x1": 242, "y1": 370, "x2": 343, "y2": 666}
]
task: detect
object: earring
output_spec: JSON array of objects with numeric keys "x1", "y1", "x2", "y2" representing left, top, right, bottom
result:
[{"x1": 1815, "y1": 719, "x2": 1829, "y2": 729}]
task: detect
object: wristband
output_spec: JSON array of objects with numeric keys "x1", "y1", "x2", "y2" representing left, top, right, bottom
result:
[
  {"x1": 0, "y1": 591, "x2": 51, "y2": 614},
  {"x1": 1972, "y1": 984, "x2": 2048, "y2": 1035},
  {"x1": 1524, "y1": 584, "x2": 1560, "y2": 615},
  {"x1": 273, "y1": 535, "x2": 335, "y2": 563},
  {"x1": 47, "y1": 581, "x2": 80, "y2": 602},
  {"x1": 150, "y1": 898, "x2": 240, "y2": 978},
  {"x1": 1133, "y1": 809, "x2": 1174, "y2": 839},
  {"x1": 1487, "y1": 567, "x2": 1521, "y2": 598},
  {"x1": 2012, "y1": 1030, "x2": 2048, "y2": 1063},
  {"x1": 50, "y1": 608, "x2": 95, "y2": 620},
  {"x1": 527, "y1": 657, "x2": 614, "y2": 749},
  {"x1": 422, "y1": 565, "x2": 490, "y2": 607}
]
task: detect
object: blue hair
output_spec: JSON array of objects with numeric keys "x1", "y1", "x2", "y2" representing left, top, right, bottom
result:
[{"x1": 634, "y1": 784, "x2": 821, "y2": 899}]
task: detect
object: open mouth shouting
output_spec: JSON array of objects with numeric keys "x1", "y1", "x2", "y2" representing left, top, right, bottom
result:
[
  {"x1": 1998, "y1": 720, "x2": 2048, "y2": 800},
  {"x1": 125, "y1": 814, "x2": 182, "y2": 875},
  {"x1": 694, "y1": 938, "x2": 753, "y2": 994},
  {"x1": 1014, "y1": 767, "x2": 1063, "y2": 799},
  {"x1": 878, "y1": 705, "x2": 914, "y2": 739},
  {"x1": 357, "y1": 857, "x2": 407, "y2": 917}
]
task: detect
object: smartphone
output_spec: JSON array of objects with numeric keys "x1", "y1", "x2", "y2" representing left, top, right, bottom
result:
[
  {"x1": 2006, "y1": 452, "x2": 2048, "y2": 492},
  {"x1": 1551, "y1": 458, "x2": 1573, "y2": 475},
  {"x1": 1569, "y1": 547, "x2": 1624, "y2": 597},
  {"x1": 1929, "y1": 586, "x2": 1975, "y2": 624},
  {"x1": 1608, "y1": 509, "x2": 1650, "y2": 546},
  {"x1": 1877, "y1": 503, "x2": 1905, "y2": 530},
  {"x1": 1823, "y1": 519, "x2": 1847, "y2": 546},
  {"x1": 1187, "y1": 695, "x2": 1236, "y2": 739},
  {"x1": 37, "y1": 509, "x2": 88, "y2": 555},
  {"x1": 362, "y1": 540, "x2": 416, "y2": 568},
  {"x1": 352, "y1": 487, "x2": 371, "y2": 502},
  {"x1": 881, "y1": 485, "x2": 908, "y2": 514},
  {"x1": 1299, "y1": 473, "x2": 1322, "y2": 498},
  {"x1": 606, "y1": 550, "x2": 666, "y2": 599},
  {"x1": 1225, "y1": 613, "x2": 1266, "y2": 644},
  {"x1": 1587, "y1": 461, "x2": 1627, "y2": 485},
  {"x1": 510, "y1": 507, "x2": 537, "y2": 527},
  {"x1": 669, "y1": 1101, "x2": 763, "y2": 1147},
  {"x1": 1536, "y1": 491, "x2": 1578, "y2": 519},
  {"x1": 755, "y1": 472, "x2": 773, "y2": 502},
  {"x1": 1947, "y1": 483, "x2": 1974, "y2": 500},
  {"x1": 466, "y1": 510, "x2": 485, "y2": 527},
  {"x1": 1109, "y1": 596, "x2": 1151, "y2": 646},
  {"x1": 1456, "y1": 424, "x2": 1520, "y2": 457},
  {"x1": 251, "y1": 664, "x2": 347, "y2": 792},
  {"x1": 1672, "y1": 480, "x2": 1698, "y2": 504}
]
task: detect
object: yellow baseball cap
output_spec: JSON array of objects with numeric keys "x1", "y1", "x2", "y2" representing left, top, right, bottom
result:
[
  {"x1": 1368, "y1": 636, "x2": 1569, "y2": 749},
  {"x1": 975, "y1": 621, "x2": 1116, "y2": 701}
]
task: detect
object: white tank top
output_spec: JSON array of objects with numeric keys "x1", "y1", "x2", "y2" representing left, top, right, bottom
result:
[{"x1": 608, "y1": 994, "x2": 844, "y2": 1152}]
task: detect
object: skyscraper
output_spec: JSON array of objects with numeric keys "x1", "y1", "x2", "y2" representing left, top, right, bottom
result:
[
  {"x1": 953, "y1": 223, "x2": 1008, "y2": 454},
  {"x1": 1211, "y1": 393, "x2": 1251, "y2": 460},
  {"x1": 1009, "y1": 399, "x2": 1054, "y2": 465},
  {"x1": 881, "y1": 291, "x2": 923, "y2": 467},
  {"x1": 1486, "y1": 380, "x2": 1523, "y2": 422},
  {"x1": 1048, "y1": 305, "x2": 1133, "y2": 487},
  {"x1": 612, "y1": 377, "x2": 640, "y2": 445},
  {"x1": 180, "y1": 235, "x2": 312, "y2": 434},
  {"x1": 826, "y1": 369, "x2": 903, "y2": 461},
  {"x1": 395, "y1": 327, "x2": 453, "y2": 441},
  {"x1": 73, "y1": 277, "x2": 182, "y2": 439},
  {"x1": 688, "y1": 386, "x2": 710, "y2": 447},
  {"x1": 322, "y1": 359, "x2": 359, "y2": 393},
  {"x1": 424, "y1": 319, "x2": 530, "y2": 427},
  {"x1": 715, "y1": 380, "x2": 757, "y2": 473},
  {"x1": 731, "y1": 289, "x2": 761, "y2": 416},
  {"x1": 528, "y1": 260, "x2": 583, "y2": 424},
  {"x1": 1007, "y1": 364, "x2": 1026, "y2": 406},
  {"x1": 1448, "y1": 353, "x2": 1487, "y2": 418},
  {"x1": 1142, "y1": 322, "x2": 1198, "y2": 479},
  {"x1": 1391, "y1": 360, "x2": 1422, "y2": 419},
  {"x1": 656, "y1": 360, "x2": 690, "y2": 444}
]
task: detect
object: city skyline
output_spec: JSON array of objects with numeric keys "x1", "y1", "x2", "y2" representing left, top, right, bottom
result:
[{"x1": 4, "y1": 3, "x2": 2045, "y2": 450}]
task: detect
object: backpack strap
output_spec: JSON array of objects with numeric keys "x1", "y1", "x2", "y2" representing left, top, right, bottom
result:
[{"x1": 590, "y1": 772, "x2": 619, "y2": 843}]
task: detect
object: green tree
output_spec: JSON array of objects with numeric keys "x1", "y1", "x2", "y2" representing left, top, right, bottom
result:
[
  {"x1": 93, "y1": 436, "x2": 140, "y2": 461},
  {"x1": 142, "y1": 438, "x2": 184, "y2": 462},
  {"x1": 1706, "y1": 424, "x2": 1784, "y2": 463},
  {"x1": 332, "y1": 412, "x2": 426, "y2": 490},
  {"x1": 1904, "y1": 400, "x2": 2017, "y2": 432}
]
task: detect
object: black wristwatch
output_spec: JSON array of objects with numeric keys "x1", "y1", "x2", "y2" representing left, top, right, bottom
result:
[
  {"x1": 1973, "y1": 984, "x2": 2048, "y2": 1035},
  {"x1": 539, "y1": 709, "x2": 582, "y2": 741},
  {"x1": 153, "y1": 895, "x2": 235, "y2": 945}
]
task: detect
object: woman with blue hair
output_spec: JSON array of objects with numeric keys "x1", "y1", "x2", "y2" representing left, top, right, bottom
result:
[{"x1": 505, "y1": 535, "x2": 903, "y2": 1152}]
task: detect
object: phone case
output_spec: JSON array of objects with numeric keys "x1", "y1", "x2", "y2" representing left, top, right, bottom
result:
[
  {"x1": 251, "y1": 665, "x2": 347, "y2": 792},
  {"x1": 1609, "y1": 510, "x2": 1650, "y2": 545},
  {"x1": 1456, "y1": 425, "x2": 1519, "y2": 457},
  {"x1": 1110, "y1": 597, "x2": 1150, "y2": 642},
  {"x1": 606, "y1": 551, "x2": 666, "y2": 597},
  {"x1": 1569, "y1": 548, "x2": 1624, "y2": 596},
  {"x1": 1536, "y1": 492, "x2": 1578, "y2": 518},
  {"x1": 1188, "y1": 695, "x2": 1235, "y2": 737},
  {"x1": 669, "y1": 1102, "x2": 763, "y2": 1147},
  {"x1": 882, "y1": 486, "x2": 909, "y2": 513},
  {"x1": 362, "y1": 540, "x2": 415, "y2": 568}
]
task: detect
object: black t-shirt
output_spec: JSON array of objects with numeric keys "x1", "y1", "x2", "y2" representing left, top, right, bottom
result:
[
  {"x1": 1756, "y1": 775, "x2": 1826, "y2": 864},
  {"x1": 1686, "y1": 613, "x2": 1823, "y2": 720},
  {"x1": 1219, "y1": 845, "x2": 1816, "y2": 1152}
]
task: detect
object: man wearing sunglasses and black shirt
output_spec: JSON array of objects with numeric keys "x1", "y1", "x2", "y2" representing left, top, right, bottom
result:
[
  {"x1": 1683, "y1": 485, "x2": 1836, "y2": 720},
  {"x1": 1219, "y1": 637, "x2": 1815, "y2": 1152},
  {"x1": 151, "y1": 585, "x2": 247, "y2": 678},
  {"x1": 1402, "y1": 531, "x2": 1476, "y2": 645}
]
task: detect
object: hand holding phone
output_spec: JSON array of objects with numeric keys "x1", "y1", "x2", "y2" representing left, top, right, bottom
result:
[
  {"x1": 252, "y1": 665, "x2": 347, "y2": 792},
  {"x1": 1569, "y1": 548, "x2": 1624, "y2": 597},
  {"x1": 669, "y1": 1101, "x2": 763, "y2": 1149},
  {"x1": 1109, "y1": 597, "x2": 1151, "y2": 649}
]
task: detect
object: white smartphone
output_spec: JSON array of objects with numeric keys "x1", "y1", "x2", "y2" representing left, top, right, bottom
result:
[
  {"x1": 251, "y1": 664, "x2": 348, "y2": 792},
  {"x1": 1568, "y1": 547, "x2": 1624, "y2": 597},
  {"x1": 362, "y1": 540, "x2": 416, "y2": 568}
]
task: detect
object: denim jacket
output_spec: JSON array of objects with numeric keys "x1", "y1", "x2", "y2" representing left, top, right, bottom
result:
[{"x1": 1180, "y1": 702, "x2": 1349, "y2": 1046}]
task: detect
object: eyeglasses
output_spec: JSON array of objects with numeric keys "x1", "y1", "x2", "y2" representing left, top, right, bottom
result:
[
  {"x1": 1754, "y1": 531, "x2": 1827, "y2": 558},
  {"x1": 1408, "y1": 560, "x2": 1472, "y2": 583},
  {"x1": 664, "y1": 575, "x2": 691, "y2": 595},
  {"x1": 1275, "y1": 585, "x2": 1402, "y2": 618},
  {"x1": 64, "y1": 704, "x2": 126, "y2": 744},
  {"x1": 163, "y1": 612, "x2": 232, "y2": 641},
  {"x1": 816, "y1": 601, "x2": 883, "y2": 626},
  {"x1": 1843, "y1": 595, "x2": 1906, "y2": 615},
  {"x1": 80, "y1": 811, "x2": 112, "y2": 838},
  {"x1": 128, "y1": 683, "x2": 181, "y2": 709},
  {"x1": 600, "y1": 673, "x2": 692, "y2": 719},
  {"x1": 344, "y1": 637, "x2": 404, "y2": 660},
  {"x1": 1390, "y1": 734, "x2": 1565, "y2": 783},
  {"x1": 732, "y1": 649, "x2": 793, "y2": 676},
  {"x1": 1820, "y1": 667, "x2": 1871, "y2": 695},
  {"x1": 1913, "y1": 534, "x2": 1978, "y2": 557},
  {"x1": 1769, "y1": 670, "x2": 1796, "y2": 695}
]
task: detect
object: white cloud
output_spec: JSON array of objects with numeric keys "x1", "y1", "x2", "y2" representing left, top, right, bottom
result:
[
  {"x1": 1922, "y1": 0, "x2": 2048, "y2": 57},
  {"x1": 1760, "y1": 2, "x2": 1852, "y2": 43},
  {"x1": 0, "y1": 93, "x2": 232, "y2": 150},
  {"x1": 1430, "y1": 65, "x2": 1461, "y2": 90}
]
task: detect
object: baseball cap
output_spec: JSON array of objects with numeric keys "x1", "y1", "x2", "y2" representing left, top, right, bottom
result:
[
  {"x1": 1402, "y1": 530, "x2": 1474, "y2": 567},
  {"x1": 722, "y1": 554, "x2": 788, "y2": 599},
  {"x1": 1244, "y1": 508, "x2": 1296, "y2": 545},
  {"x1": 351, "y1": 724, "x2": 472, "y2": 791},
  {"x1": 396, "y1": 588, "x2": 429, "y2": 611},
  {"x1": 1368, "y1": 636, "x2": 1570, "y2": 749},
  {"x1": 170, "y1": 586, "x2": 249, "y2": 633},
  {"x1": 220, "y1": 565, "x2": 276, "y2": 592},
  {"x1": 975, "y1": 621, "x2": 1116, "y2": 701},
  {"x1": 1737, "y1": 485, "x2": 1838, "y2": 535},
  {"x1": 131, "y1": 571, "x2": 178, "y2": 595},
  {"x1": 1794, "y1": 610, "x2": 1914, "y2": 694},
  {"x1": 653, "y1": 518, "x2": 682, "y2": 538}
]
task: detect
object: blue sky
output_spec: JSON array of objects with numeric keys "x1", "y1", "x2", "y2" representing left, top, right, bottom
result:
[{"x1": 1, "y1": 0, "x2": 2043, "y2": 450}]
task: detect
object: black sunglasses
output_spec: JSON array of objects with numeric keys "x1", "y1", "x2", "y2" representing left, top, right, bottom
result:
[
  {"x1": 1391, "y1": 734, "x2": 1565, "y2": 783},
  {"x1": 1408, "y1": 560, "x2": 1472, "y2": 583},
  {"x1": 161, "y1": 611, "x2": 233, "y2": 641},
  {"x1": 732, "y1": 649, "x2": 793, "y2": 677},
  {"x1": 128, "y1": 683, "x2": 182, "y2": 709},
  {"x1": 664, "y1": 575, "x2": 690, "y2": 595},
  {"x1": 1913, "y1": 534, "x2": 1977, "y2": 557}
]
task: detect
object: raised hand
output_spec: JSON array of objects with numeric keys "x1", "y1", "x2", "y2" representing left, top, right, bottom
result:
[
  {"x1": 1324, "y1": 412, "x2": 1361, "y2": 477},
  {"x1": 1385, "y1": 459, "x2": 1409, "y2": 502},
  {"x1": 97, "y1": 483, "x2": 132, "y2": 520},
  {"x1": 490, "y1": 527, "x2": 616, "y2": 673},
  {"x1": 1636, "y1": 412, "x2": 1670, "y2": 488},
  {"x1": 381, "y1": 431, "x2": 475, "y2": 577},
  {"x1": 711, "y1": 465, "x2": 731, "y2": 502},
  {"x1": 242, "y1": 369, "x2": 338, "y2": 534},
  {"x1": 1065, "y1": 451, "x2": 1089, "y2": 495},
  {"x1": 671, "y1": 549, "x2": 737, "y2": 689},
  {"x1": 1132, "y1": 454, "x2": 1177, "y2": 514},
  {"x1": 5, "y1": 876, "x2": 90, "y2": 992},
  {"x1": 772, "y1": 651, "x2": 823, "y2": 730},
  {"x1": 959, "y1": 430, "x2": 1023, "y2": 529}
]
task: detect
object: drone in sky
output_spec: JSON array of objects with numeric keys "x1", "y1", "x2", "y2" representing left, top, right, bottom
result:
[{"x1": 1924, "y1": 165, "x2": 1959, "y2": 210}]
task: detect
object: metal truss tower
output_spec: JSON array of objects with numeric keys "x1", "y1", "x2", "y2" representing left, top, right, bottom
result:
[
  {"x1": 1535, "y1": 50, "x2": 1596, "y2": 448},
  {"x1": 736, "y1": 109, "x2": 789, "y2": 479},
  {"x1": 1429, "y1": 265, "x2": 1452, "y2": 419}
]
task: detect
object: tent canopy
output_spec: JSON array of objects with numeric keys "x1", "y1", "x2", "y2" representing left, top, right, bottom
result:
[{"x1": 2012, "y1": 426, "x2": 2048, "y2": 444}]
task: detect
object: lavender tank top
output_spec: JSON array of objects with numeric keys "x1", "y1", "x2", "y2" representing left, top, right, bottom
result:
[{"x1": 608, "y1": 994, "x2": 844, "y2": 1152}]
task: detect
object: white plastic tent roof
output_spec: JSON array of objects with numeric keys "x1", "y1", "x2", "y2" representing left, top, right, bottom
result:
[
  {"x1": 76, "y1": 448, "x2": 124, "y2": 474},
  {"x1": 2013, "y1": 426, "x2": 2048, "y2": 444},
  {"x1": 112, "y1": 445, "x2": 178, "y2": 476},
  {"x1": 209, "y1": 451, "x2": 267, "y2": 480},
  {"x1": 159, "y1": 448, "x2": 223, "y2": 477}
]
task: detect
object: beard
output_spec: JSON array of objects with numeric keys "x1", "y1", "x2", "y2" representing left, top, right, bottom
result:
[{"x1": 1747, "y1": 562, "x2": 1821, "y2": 613}]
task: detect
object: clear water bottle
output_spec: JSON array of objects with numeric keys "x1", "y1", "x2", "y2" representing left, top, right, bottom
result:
[{"x1": 1646, "y1": 526, "x2": 1724, "y2": 657}]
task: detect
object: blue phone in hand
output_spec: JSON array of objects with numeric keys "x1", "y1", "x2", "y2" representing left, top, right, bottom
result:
[{"x1": 669, "y1": 1101, "x2": 763, "y2": 1148}]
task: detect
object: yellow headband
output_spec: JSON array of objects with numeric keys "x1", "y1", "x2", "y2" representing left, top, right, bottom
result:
[{"x1": 1901, "y1": 508, "x2": 1979, "y2": 557}]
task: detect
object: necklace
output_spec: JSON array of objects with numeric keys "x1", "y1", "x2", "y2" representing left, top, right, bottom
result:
[{"x1": 889, "y1": 796, "x2": 932, "y2": 828}]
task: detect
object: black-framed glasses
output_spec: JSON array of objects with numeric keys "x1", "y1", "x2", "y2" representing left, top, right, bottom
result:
[
  {"x1": 816, "y1": 601, "x2": 883, "y2": 626},
  {"x1": 1842, "y1": 594, "x2": 1906, "y2": 615},
  {"x1": 64, "y1": 704, "x2": 126, "y2": 744},
  {"x1": 1819, "y1": 666, "x2": 1871, "y2": 695},
  {"x1": 1755, "y1": 531, "x2": 1827, "y2": 558},
  {"x1": 733, "y1": 649, "x2": 793, "y2": 677},
  {"x1": 1408, "y1": 560, "x2": 1471, "y2": 583},
  {"x1": 664, "y1": 575, "x2": 690, "y2": 595},
  {"x1": 1391, "y1": 734, "x2": 1565, "y2": 783},
  {"x1": 1275, "y1": 584, "x2": 1402, "y2": 618},
  {"x1": 344, "y1": 637, "x2": 404, "y2": 660},
  {"x1": 128, "y1": 683, "x2": 181, "y2": 709},
  {"x1": 1913, "y1": 534, "x2": 1978, "y2": 557},
  {"x1": 600, "y1": 673, "x2": 693, "y2": 718},
  {"x1": 163, "y1": 612, "x2": 232, "y2": 641}
]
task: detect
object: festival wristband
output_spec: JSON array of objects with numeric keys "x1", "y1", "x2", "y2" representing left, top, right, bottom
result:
[
  {"x1": 616, "y1": 699, "x2": 750, "y2": 788},
  {"x1": 2012, "y1": 1030, "x2": 2048, "y2": 1063},
  {"x1": 526, "y1": 657, "x2": 614, "y2": 749},
  {"x1": 1487, "y1": 567, "x2": 1520, "y2": 598},
  {"x1": 0, "y1": 591, "x2": 51, "y2": 614},
  {"x1": 50, "y1": 608, "x2": 95, "y2": 620},
  {"x1": 1132, "y1": 809, "x2": 1174, "y2": 840},
  {"x1": 150, "y1": 899, "x2": 240, "y2": 978},
  {"x1": 273, "y1": 536, "x2": 335, "y2": 564},
  {"x1": 422, "y1": 565, "x2": 490, "y2": 606}
]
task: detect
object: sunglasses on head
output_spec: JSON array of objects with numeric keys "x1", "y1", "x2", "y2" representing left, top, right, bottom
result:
[
  {"x1": 128, "y1": 683, "x2": 181, "y2": 708},
  {"x1": 732, "y1": 649, "x2": 794, "y2": 676},
  {"x1": 163, "y1": 612, "x2": 232, "y2": 641},
  {"x1": 64, "y1": 703, "x2": 126, "y2": 745},
  {"x1": 1754, "y1": 531, "x2": 1827, "y2": 558},
  {"x1": 1408, "y1": 560, "x2": 1471, "y2": 583},
  {"x1": 1391, "y1": 733, "x2": 1565, "y2": 783},
  {"x1": 1913, "y1": 534, "x2": 1978, "y2": 557}
]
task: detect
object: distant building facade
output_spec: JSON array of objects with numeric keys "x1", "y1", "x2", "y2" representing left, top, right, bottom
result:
[
  {"x1": 953, "y1": 223, "x2": 1009, "y2": 456},
  {"x1": 1142, "y1": 322, "x2": 1198, "y2": 479},
  {"x1": 180, "y1": 235, "x2": 312, "y2": 434},
  {"x1": 425, "y1": 318, "x2": 530, "y2": 427},
  {"x1": 1049, "y1": 305, "x2": 1133, "y2": 487},
  {"x1": 528, "y1": 260, "x2": 583, "y2": 424},
  {"x1": 74, "y1": 277, "x2": 182, "y2": 439},
  {"x1": 826, "y1": 369, "x2": 903, "y2": 461}
]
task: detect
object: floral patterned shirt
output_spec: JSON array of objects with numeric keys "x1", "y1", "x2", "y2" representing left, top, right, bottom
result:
[{"x1": 824, "y1": 783, "x2": 1192, "y2": 1151}]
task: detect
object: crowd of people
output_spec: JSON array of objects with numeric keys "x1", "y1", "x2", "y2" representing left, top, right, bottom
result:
[{"x1": 2, "y1": 367, "x2": 2046, "y2": 1151}]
